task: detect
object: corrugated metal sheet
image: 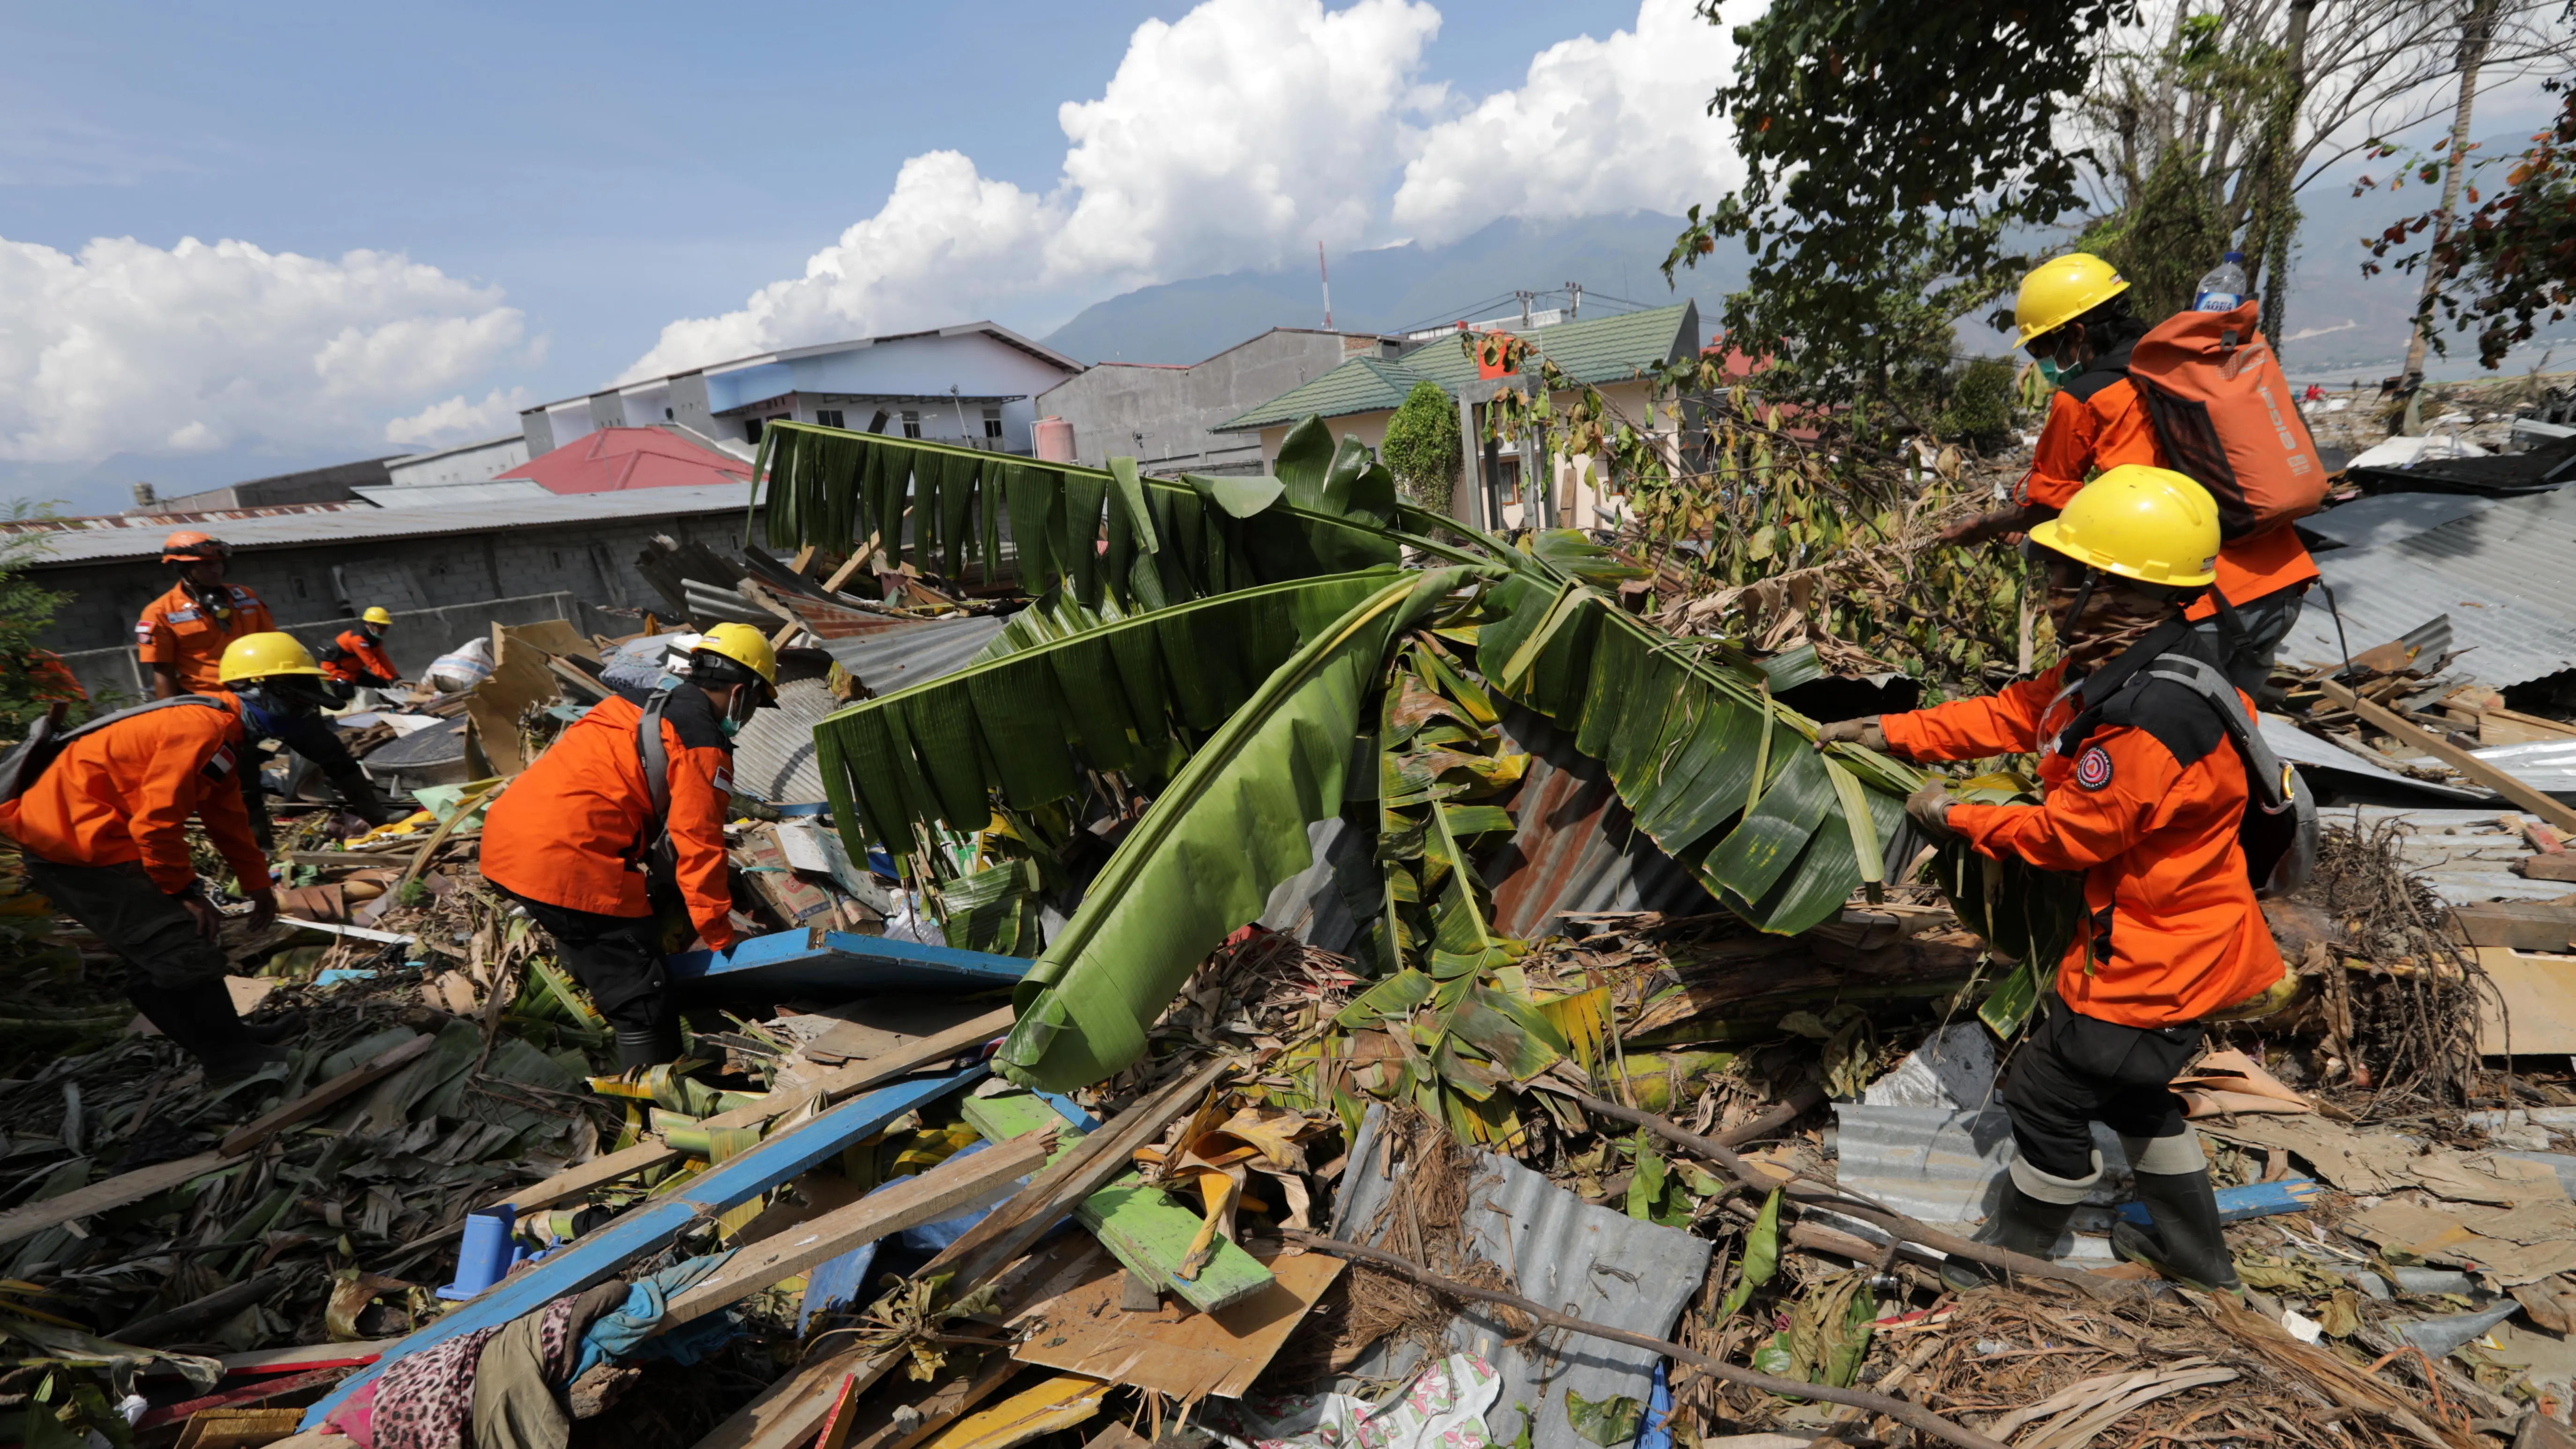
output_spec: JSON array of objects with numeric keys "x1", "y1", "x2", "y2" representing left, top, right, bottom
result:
[
  {"x1": 1483, "y1": 708, "x2": 1717, "y2": 939},
  {"x1": 680, "y1": 579, "x2": 779, "y2": 626},
  {"x1": 1829, "y1": 1104, "x2": 2128, "y2": 1258},
  {"x1": 2473, "y1": 738, "x2": 2576, "y2": 793},
  {"x1": 729, "y1": 678, "x2": 837, "y2": 804},
  {"x1": 2282, "y1": 484, "x2": 2576, "y2": 687},
  {"x1": 2326, "y1": 804, "x2": 2569, "y2": 904},
  {"x1": 13, "y1": 483, "x2": 752, "y2": 565},
  {"x1": 351, "y1": 481, "x2": 555, "y2": 509},
  {"x1": 2299, "y1": 491, "x2": 2500, "y2": 552},
  {"x1": 2261, "y1": 714, "x2": 2486, "y2": 801},
  {"x1": 1332, "y1": 1105, "x2": 1710, "y2": 1449},
  {"x1": 813, "y1": 614, "x2": 1007, "y2": 694}
]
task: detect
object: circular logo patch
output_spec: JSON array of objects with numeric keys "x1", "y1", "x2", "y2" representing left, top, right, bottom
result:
[{"x1": 2074, "y1": 745, "x2": 2114, "y2": 791}]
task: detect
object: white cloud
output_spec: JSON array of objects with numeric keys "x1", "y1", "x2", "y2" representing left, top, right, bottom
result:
[
  {"x1": 0, "y1": 234, "x2": 529, "y2": 464},
  {"x1": 622, "y1": 0, "x2": 1445, "y2": 380},
  {"x1": 1392, "y1": 0, "x2": 1739, "y2": 246},
  {"x1": 385, "y1": 386, "x2": 536, "y2": 446}
]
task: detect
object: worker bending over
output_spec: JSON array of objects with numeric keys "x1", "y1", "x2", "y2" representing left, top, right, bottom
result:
[
  {"x1": 481, "y1": 623, "x2": 778, "y2": 1068},
  {"x1": 318, "y1": 607, "x2": 403, "y2": 692},
  {"x1": 227, "y1": 636, "x2": 407, "y2": 833},
  {"x1": 138, "y1": 533, "x2": 275, "y2": 697},
  {"x1": 1822, "y1": 466, "x2": 2285, "y2": 1294},
  {"x1": 0, "y1": 638, "x2": 348, "y2": 1079},
  {"x1": 1942, "y1": 255, "x2": 2317, "y2": 692}
]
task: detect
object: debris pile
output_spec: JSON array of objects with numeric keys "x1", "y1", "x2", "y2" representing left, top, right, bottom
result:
[{"x1": 6, "y1": 412, "x2": 2576, "y2": 1449}]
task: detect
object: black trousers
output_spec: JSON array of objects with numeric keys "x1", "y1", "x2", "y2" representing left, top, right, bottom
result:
[
  {"x1": 1998, "y1": 999, "x2": 2202, "y2": 1180},
  {"x1": 494, "y1": 886, "x2": 674, "y2": 1044},
  {"x1": 22, "y1": 857, "x2": 227, "y2": 994}
]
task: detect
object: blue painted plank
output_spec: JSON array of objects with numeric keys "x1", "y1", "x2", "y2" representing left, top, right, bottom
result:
[
  {"x1": 301, "y1": 1067, "x2": 983, "y2": 1428},
  {"x1": 2114, "y1": 1176, "x2": 2322, "y2": 1227},
  {"x1": 666, "y1": 928, "x2": 1031, "y2": 1000}
]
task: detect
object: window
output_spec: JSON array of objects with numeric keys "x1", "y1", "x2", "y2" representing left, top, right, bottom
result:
[
  {"x1": 1494, "y1": 457, "x2": 1522, "y2": 507},
  {"x1": 550, "y1": 551, "x2": 564, "y2": 569},
  {"x1": 745, "y1": 418, "x2": 765, "y2": 445},
  {"x1": 982, "y1": 408, "x2": 1004, "y2": 441},
  {"x1": 815, "y1": 408, "x2": 845, "y2": 429},
  {"x1": 664, "y1": 407, "x2": 674, "y2": 420},
  {"x1": 901, "y1": 410, "x2": 923, "y2": 439}
]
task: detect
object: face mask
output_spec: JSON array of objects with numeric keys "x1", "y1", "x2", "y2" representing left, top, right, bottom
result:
[
  {"x1": 719, "y1": 715, "x2": 742, "y2": 739},
  {"x1": 2035, "y1": 356, "x2": 2065, "y2": 388}
]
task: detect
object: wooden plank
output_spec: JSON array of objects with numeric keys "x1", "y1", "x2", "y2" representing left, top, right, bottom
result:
[
  {"x1": 219, "y1": 1033, "x2": 437, "y2": 1154},
  {"x1": 0, "y1": 1034, "x2": 435, "y2": 1248},
  {"x1": 662, "y1": 1128, "x2": 1055, "y2": 1326},
  {"x1": 959, "y1": 1093, "x2": 1274, "y2": 1315},
  {"x1": 490, "y1": 1005, "x2": 1014, "y2": 1212},
  {"x1": 2450, "y1": 901, "x2": 2576, "y2": 952},
  {"x1": 2323, "y1": 680, "x2": 2576, "y2": 834},
  {"x1": 302, "y1": 1068, "x2": 984, "y2": 1430},
  {"x1": 820, "y1": 543, "x2": 876, "y2": 597},
  {"x1": 695, "y1": 1346, "x2": 885, "y2": 1449},
  {"x1": 919, "y1": 1375, "x2": 1104, "y2": 1449},
  {"x1": 139, "y1": 1340, "x2": 400, "y2": 1378},
  {"x1": 1007, "y1": 1240, "x2": 1343, "y2": 1400}
]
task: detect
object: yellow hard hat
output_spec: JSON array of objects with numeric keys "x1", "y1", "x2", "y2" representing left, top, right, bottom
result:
[
  {"x1": 2028, "y1": 465, "x2": 2220, "y2": 588},
  {"x1": 219, "y1": 632, "x2": 328, "y2": 683},
  {"x1": 2013, "y1": 252, "x2": 2130, "y2": 347},
  {"x1": 691, "y1": 621, "x2": 779, "y2": 688},
  {"x1": 361, "y1": 606, "x2": 393, "y2": 627}
]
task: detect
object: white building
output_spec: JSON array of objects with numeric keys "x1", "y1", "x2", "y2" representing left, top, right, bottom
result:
[
  {"x1": 381, "y1": 433, "x2": 531, "y2": 488},
  {"x1": 520, "y1": 322, "x2": 1082, "y2": 458}
]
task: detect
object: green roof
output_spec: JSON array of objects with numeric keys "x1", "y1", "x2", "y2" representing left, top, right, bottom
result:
[{"x1": 1213, "y1": 302, "x2": 1698, "y2": 433}]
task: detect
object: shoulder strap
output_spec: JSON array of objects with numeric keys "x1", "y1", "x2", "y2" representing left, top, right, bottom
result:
[
  {"x1": 57, "y1": 695, "x2": 230, "y2": 747},
  {"x1": 636, "y1": 688, "x2": 674, "y2": 831},
  {"x1": 2140, "y1": 656, "x2": 2291, "y2": 812}
]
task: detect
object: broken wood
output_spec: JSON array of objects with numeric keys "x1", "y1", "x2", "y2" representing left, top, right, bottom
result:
[
  {"x1": 0, "y1": 1033, "x2": 437, "y2": 1247},
  {"x1": 2449, "y1": 900, "x2": 2576, "y2": 952},
  {"x1": 821, "y1": 543, "x2": 877, "y2": 597},
  {"x1": 661, "y1": 1127, "x2": 1056, "y2": 1327},
  {"x1": 2517, "y1": 854, "x2": 2576, "y2": 882},
  {"x1": 495, "y1": 1005, "x2": 1014, "y2": 1212},
  {"x1": 1283, "y1": 1231, "x2": 2009, "y2": 1449},
  {"x1": 1007, "y1": 1238, "x2": 1343, "y2": 1399},
  {"x1": 2321, "y1": 680, "x2": 2576, "y2": 834}
]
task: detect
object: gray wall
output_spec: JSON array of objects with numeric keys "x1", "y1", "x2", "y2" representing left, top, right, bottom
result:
[
  {"x1": 31, "y1": 508, "x2": 763, "y2": 697},
  {"x1": 1037, "y1": 329, "x2": 1397, "y2": 475},
  {"x1": 52, "y1": 592, "x2": 631, "y2": 704}
]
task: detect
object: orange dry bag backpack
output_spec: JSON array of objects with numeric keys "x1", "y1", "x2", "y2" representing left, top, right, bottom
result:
[{"x1": 2126, "y1": 299, "x2": 2329, "y2": 538}]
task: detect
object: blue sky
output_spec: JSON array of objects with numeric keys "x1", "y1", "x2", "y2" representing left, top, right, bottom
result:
[{"x1": 0, "y1": 2, "x2": 1644, "y2": 414}]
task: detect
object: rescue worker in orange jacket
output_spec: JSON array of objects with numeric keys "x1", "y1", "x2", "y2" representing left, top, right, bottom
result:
[
  {"x1": 0, "y1": 635, "x2": 345, "y2": 1080},
  {"x1": 481, "y1": 623, "x2": 777, "y2": 1067},
  {"x1": 1821, "y1": 466, "x2": 2284, "y2": 1294},
  {"x1": 318, "y1": 607, "x2": 401, "y2": 691},
  {"x1": 138, "y1": 533, "x2": 275, "y2": 697},
  {"x1": 1942, "y1": 255, "x2": 2318, "y2": 695}
]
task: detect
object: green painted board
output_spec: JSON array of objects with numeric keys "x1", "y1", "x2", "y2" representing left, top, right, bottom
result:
[{"x1": 961, "y1": 1091, "x2": 1273, "y2": 1313}]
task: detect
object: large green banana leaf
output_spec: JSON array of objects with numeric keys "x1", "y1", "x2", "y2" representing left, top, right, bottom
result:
[
  {"x1": 996, "y1": 567, "x2": 1495, "y2": 1090},
  {"x1": 1472, "y1": 571, "x2": 1925, "y2": 937},
  {"x1": 750, "y1": 417, "x2": 1472, "y2": 605},
  {"x1": 810, "y1": 570, "x2": 1404, "y2": 858}
]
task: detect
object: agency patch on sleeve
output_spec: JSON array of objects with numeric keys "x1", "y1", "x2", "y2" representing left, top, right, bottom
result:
[{"x1": 2074, "y1": 744, "x2": 2114, "y2": 791}]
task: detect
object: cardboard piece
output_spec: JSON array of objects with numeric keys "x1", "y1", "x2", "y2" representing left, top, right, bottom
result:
[
  {"x1": 2173, "y1": 1048, "x2": 2315, "y2": 1119},
  {"x1": 1009, "y1": 1240, "x2": 1344, "y2": 1400},
  {"x1": 2477, "y1": 948, "x2": 2576, "y2": 1055}
]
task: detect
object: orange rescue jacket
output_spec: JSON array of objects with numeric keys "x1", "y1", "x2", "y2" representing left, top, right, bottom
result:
[
  {"x1": 480, "y1": 689, "x2": 740, "y2": 949},
  {"x1": 2020, "y1": 340, "x2": 2317, "y2": 616},
  {"x1": 319, "y1": 629, "x2": 398, "y2": 686},
  {"x1": 135, "y1": 581, "x2": 276, "y2": 693},
  {"x1": 1879, "y1": 626, "x2": 2285, "y2": 1028},
  {"x1": 0, "y1": 693, "x2": 270, "y2": 895}
]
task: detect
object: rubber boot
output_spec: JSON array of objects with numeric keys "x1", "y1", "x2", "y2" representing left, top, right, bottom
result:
[
  {"x1": 1940, "y1": 1180, "x2": 2081, "y2": 1291},
  {"x1": 614, "y1": 1020, "x2": 682, "y2": 1070},
  {"x1": 2114, "y1": 1169, "x2": 2242, "y2": 1294},
  {"x1": 325, "y1": 764, "x2": 407, "y2": 828},
  {"x1": 131, "y1": 978, "x2": 288, "y2": 1083}
]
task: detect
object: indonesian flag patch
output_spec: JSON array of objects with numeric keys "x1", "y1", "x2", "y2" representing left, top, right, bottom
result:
[
  {"x1": 2074, "y1": 744, "x2": 2114, "y2": 791},
  {"x1": 201, "y1": 745, "x2": 237, "y2": 780}
]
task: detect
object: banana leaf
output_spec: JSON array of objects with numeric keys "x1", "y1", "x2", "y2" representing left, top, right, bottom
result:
[
  {"x1": 996, "y1": 567, "x2": 1493, "y2": 1090},
  {"x1": 812, "y1": 570, "x2": 1405, "y2": 860}
]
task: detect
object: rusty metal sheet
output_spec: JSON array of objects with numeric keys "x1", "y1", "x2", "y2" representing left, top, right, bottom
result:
[{"x1": 1482, "y1": 709, "x2": 1715, "y2": 940}]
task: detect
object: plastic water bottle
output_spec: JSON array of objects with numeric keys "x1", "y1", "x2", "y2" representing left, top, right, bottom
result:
[{"x1": 2193, "y1": 251, "x2": 2249, "y2": 311}]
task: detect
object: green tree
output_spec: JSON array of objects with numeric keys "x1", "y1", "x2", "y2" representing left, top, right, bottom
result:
[
  {"x1": 1380, "y1": 381, "x2": 1461, "y2": 516},
  {"x1": 1937, "y1": 357, "x2": 2021, "y2": 450},
  {"x1": 0, "y1": 508, "x2": 83, "y2": 735}
]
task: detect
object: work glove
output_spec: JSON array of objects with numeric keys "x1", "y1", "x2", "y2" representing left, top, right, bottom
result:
[
  {"x1": 1813, "y1": 717, "x2": 1886, "y2": 753},
  {"x1": 1904, "y1": 781, "x2": 1956, "y2": 840}
]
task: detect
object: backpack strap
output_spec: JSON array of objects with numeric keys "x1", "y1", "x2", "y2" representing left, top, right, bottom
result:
[
  {"x1": 635, "y1": 688, "x2": 675, "y2": 852},
  {"x1": 57, "y1": 695, "x2": 232, "y2": 746},
  {"x1": 2140, "y1": 655, "x2": 2294, "y2": 817}
]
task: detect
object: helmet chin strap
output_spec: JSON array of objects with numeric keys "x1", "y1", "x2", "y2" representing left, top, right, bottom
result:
[{"x1": 2060, "y1": 569, "x2": 2101, "y2": 645}]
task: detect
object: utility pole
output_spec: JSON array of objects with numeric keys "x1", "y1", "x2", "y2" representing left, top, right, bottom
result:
[
  {"x1": 1318, "y1": 242, "x2": 1333, "y2": 330},
  {"x1": 2401, "y1": 0, "x2": 2502, "y2": 432},
  {"x1": 1515, "y1": 289, "x2": 1535, "y2": 327},
  {"x1": 1565, "y1": 282, "x2": 1583, "y2": 319}
]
